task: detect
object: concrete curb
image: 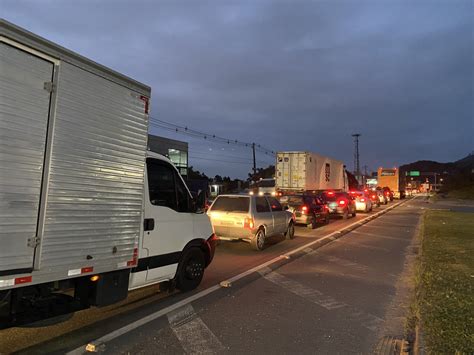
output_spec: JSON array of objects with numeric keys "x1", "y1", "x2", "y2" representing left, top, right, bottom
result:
[{"x1": 68, "y1": 198, "x2": 413, "y2": 354}]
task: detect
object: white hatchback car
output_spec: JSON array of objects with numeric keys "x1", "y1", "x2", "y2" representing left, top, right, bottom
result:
[{"x1": 350, "y1": 191, "x2": 373, "y2": 212}]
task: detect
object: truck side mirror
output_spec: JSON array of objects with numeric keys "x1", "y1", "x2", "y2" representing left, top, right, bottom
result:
[{"x1": 192, "y1": 190, "x2": 206, "y2": 213}]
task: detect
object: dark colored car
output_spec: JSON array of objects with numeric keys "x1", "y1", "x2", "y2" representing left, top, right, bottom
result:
[
  {"x1": 321, "y1": 191, "x2": 357, "y2": 219},
  {"x1": 279, "y1": 194, "x2": 329, "y2": 229},
  {"x1": 380, "y1": 186, "x2": 394, "y2": 201},
  {"x1": 365, "y1": 189, "x2": 381, "y2": 207}
]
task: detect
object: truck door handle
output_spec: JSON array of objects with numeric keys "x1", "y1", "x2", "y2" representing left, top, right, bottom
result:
[{"x1": 144, "y1": 218, "x2": 155, "y2": 231}]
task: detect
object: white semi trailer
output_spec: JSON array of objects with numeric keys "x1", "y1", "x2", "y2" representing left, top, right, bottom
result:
[
  {"x1": 0, "y1": 20, "x2": 216, "y2": 327},
  {"x1": 275, "y1": 151, "x2": 348, "y2": 194}
]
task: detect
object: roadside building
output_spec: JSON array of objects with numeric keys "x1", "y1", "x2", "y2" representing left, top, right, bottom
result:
[{"x1": 147, "y1": 134, "x2": 188, "y2": 177}]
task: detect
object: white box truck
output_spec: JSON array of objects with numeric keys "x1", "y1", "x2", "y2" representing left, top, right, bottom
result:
[
  {"x1": 0, "y1": 20, "x2": 216, "y2": 327},
  {"x1": 275, "y1": 151, "x2": 348, "y2": 193}
]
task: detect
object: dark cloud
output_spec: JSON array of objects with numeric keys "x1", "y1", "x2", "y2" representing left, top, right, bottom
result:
[{"x1": 3, "y1": 0, "x2": 473, "y2": 178}]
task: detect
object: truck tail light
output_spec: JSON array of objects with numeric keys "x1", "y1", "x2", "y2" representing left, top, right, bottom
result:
[{"x1": 243, "y1": 217, "x2": 254, "y2": 229}]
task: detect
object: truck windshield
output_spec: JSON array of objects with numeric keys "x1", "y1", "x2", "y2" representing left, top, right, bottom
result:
[
  {"x1": 258, "y1": 179, "x2": 275, "y2": 188},
  {"x1": 210, "y1": 196, "x2": 250, "y2": 212}
]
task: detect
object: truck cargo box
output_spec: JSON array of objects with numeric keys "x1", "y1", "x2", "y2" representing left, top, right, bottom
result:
[
  {"x1": 275, "y1": 151, "x2": 347, "y2": 192},
  {"x1": 0, "y1": 19, "x2": 150, "y2": 286}
]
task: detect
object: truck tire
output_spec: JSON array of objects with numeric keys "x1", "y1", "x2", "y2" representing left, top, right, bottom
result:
[
  {"x1": 251, "y1": 228, "x2": 266, "y2": 251},
  {"x1": 176, "y1": 248, "x2": 206, "y2": 292},
  {"x1": 285, "y1": 221, "x2": 295, "y2": 240}
]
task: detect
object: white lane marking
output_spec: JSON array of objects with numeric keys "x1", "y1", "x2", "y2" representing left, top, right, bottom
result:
[
  {"x1": 261, "y1": 270, "x2": 384, "y2": 331},
  {"x1": 67, "y1": 199, "x2": 412, "y2": 354},
  {"x1": 260, "y1": 271, "x2": 346, "y2": 310},
  {"x1": 168, "y1": 304, "x2": 225, "y2": 354}
]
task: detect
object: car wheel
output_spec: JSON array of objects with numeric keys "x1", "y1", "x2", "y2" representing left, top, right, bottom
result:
[
  {"x1": 307, "y1": 214, "x2": 317, "y2": 229},
  {"x1": 175, "y1": 248, "x2": 206, "y2": 292},
  {"x1": 286, "y1": 221, "x2": 295, "y2": 240},
  {"x1": 351, "y1": 209, "x2": 356, "y2": 217},
  {"x1": 251, "y1": 228, "x2": 266, "y2": 251},
  {"x1": 342, "y1": 209, "x2": 349, "y2": 220},
  {"x1": 325, "y1": 216, "x2": 330, "y2": 224}
]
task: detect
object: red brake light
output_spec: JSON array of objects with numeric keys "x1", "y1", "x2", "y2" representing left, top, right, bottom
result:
[
  {"x1": 301, "y1": 205, "x2": 308, "y2": 214},
  {"x1": 338, "y1": 199, "x2": 346, "y2": 206},
  {"x1": 243, "y1": 217, "x2": 254, "y2": 229},
  {"x1": 360, "y1": 198, "x2": 365, "y2": 202},
  {"x1": 327, "y1": 191, "x2": 335, "y2": 196}
]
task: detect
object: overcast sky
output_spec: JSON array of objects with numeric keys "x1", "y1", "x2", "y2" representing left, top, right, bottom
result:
[{"x1": 3, "y1": 0, "x2": 473, "y2": 179}]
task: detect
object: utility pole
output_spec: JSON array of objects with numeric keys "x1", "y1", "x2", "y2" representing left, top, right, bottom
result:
[
  {"x1": 252, "y1": 143, "x2": 257, "y2": 179},
  {"x1": 352, "y1": 133, "x2": 361, "y2": 177}
]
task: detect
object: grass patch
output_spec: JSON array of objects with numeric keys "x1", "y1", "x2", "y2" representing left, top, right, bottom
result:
[
  {"x1": 446, "y1": 185, "x2": 474, "y2": 200},
  {"x1": 414, "y1": 210, "x2": 474, "y2": 353}
]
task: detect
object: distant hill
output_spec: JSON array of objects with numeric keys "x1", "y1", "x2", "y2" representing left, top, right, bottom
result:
[
  {"x1": 455, "y1": 153, "x2": 474, "y2": 170},
  {"x1": 400, "y1": 153, "x2": 474, "y2": 174}
]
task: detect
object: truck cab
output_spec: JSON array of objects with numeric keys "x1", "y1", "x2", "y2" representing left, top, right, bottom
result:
[{"x1": 130, "y1": 152, "x2": 217, "y2": 292}]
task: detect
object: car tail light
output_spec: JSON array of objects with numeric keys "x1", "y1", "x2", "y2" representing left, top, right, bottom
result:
[
  {"x1": 360, "y1": 198, "x2": 365, "y2": 202},
  {"x1": 301, "y1": 205, "x2": 308, "y2": 214},
  {"x1": 327, "y1": 191, "x2": 334, "y2": 196},
  {"x1": 243, "y1": 217, "x2": 254, "y2": 229},
  {"x1": 371, "y1": 194, "x2": 376, "y2": 199},
  {"x1": 338, "y1": 199, "x2": 346, "y2": 206}
]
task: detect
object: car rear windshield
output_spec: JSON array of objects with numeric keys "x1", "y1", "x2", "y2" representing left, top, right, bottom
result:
[
  {"x1": 323, "y1": 192, "x2": 346, "y2": 201},
  {"x1": 210, "y1": 196, "x2": 250, "y2": 212}
]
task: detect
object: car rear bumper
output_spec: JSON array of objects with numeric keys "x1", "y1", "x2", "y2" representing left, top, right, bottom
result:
[
  {"x1": 327, "y1": 206, "x2": 346, "y2": 215},
  {"x1": 355, "y1": 202, "x2": 368, "y2": 211},
  {"x1": 294, "y1": 215, "x2": 311, "y2": 225},
  {"x1": 213, "y1": 226, "x2": 254, "y2": 240}
]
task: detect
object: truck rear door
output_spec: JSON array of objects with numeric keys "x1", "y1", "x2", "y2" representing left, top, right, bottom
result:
[{"x1": 0, "y1": 41, "x2": 55, "y2": 274}]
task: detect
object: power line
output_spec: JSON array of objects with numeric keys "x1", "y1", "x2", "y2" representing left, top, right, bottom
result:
[{"x1": 149, "y1": 117, "x2": 276, "y2": 156}]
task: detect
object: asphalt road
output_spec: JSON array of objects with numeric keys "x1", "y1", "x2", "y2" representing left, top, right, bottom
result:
[{"x1": 0, "y1": 199, "x2": 419, "y2": 354}]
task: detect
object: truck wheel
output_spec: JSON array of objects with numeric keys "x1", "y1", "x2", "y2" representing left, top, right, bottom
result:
[
  {"x1": 176, "y1": 248, "x2": 206, "y2": 292},
  {"x1": 307, "y1": 214, "x2": 317, "y2": 229},
  {"x1": 286, "y1": 221, "x2": 295, "y2": 240},
  {"x1": 251, "y1": 228, "x2": 265, "y2": 251}
]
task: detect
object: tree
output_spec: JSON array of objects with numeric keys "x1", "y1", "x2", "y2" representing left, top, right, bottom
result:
[
  {"x1": 248, "y1": 165, "x2": 275, "y2": 182},
  {"x1": 187, "y1": 166, "x2": 209, "y2": 180}
]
